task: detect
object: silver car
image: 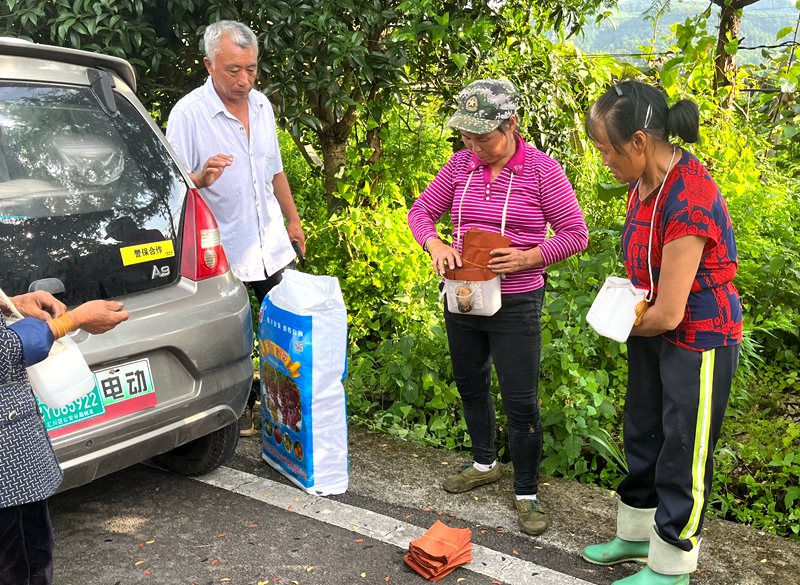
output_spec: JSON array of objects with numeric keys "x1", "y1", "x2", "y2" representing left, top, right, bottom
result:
[{"x1": 0, "y1": 38, "x2": 253, "y2": 490}]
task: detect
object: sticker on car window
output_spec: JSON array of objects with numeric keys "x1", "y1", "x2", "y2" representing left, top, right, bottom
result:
[
  {"x1": 119, "y1": 240, "x2": 175, "y2": 266},
  {"x1": 42, "y1": 358, "x2": 158, "y2": 437}
]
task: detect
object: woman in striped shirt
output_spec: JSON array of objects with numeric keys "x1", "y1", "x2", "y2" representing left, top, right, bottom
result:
[{"x1": 408, "y1": 79, "x2": 588, "y2": 536}]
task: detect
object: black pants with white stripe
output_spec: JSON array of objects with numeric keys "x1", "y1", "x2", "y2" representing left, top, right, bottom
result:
[{"x1": 619, "y1": 336, "x2": 739, "y2": 552}]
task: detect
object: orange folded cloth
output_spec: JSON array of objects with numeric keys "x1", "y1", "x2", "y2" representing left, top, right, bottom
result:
[
  {"x1": 444, "y1": 227, "x2": 511, "y2": 282},
  {"x1": 403, "y1": 556, "x2": 463, "y2": 582},
  {"x1": 403, "y1": 520, "x2": 473, "y2": 581}
]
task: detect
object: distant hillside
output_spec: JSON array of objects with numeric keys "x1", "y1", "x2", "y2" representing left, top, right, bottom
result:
[{"x1": 572, "y1": 0, "x2": 798, "y2": 64}]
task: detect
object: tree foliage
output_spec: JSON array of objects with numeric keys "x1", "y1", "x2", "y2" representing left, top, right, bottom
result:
[
  {"x1": 250, "y1": 0, "x2": 622, "y2": 207},
  {"x1": 1, "y1": 0, "x2": 619, "y2": 206}
]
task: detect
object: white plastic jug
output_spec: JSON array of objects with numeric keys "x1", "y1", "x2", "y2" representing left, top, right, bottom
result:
[
  {"x1": 586, "y1": 277, "x2": 649, "y2": 343},
  {"x1": 27, "y1": 335, "x2": 96, "y2": 409}
]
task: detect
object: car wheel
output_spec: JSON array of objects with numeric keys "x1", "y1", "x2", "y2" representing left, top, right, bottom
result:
[{"x1": 152, "y1": 421, "x2": 239, "y2": 476}]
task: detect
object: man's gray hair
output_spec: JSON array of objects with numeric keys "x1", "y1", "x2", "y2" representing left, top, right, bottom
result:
[{"x1": 204, "y1": 21, "x2": 258, "y2": 63}]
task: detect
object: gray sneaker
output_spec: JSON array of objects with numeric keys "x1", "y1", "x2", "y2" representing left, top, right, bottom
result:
[
  {"x1": 442, "y1": 463, "x2": 502, "y2": 493},
  {"x1": 515, "y1": 498, "x2": 548, "y2": 536},
  {"x1": 238, "y1": 406, "x2": 258, "y2": 437}
]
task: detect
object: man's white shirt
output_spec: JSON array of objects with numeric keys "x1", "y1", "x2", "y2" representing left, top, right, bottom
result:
[{"x1": 166, "y1": 77, "x2": 295, "y2": 281}]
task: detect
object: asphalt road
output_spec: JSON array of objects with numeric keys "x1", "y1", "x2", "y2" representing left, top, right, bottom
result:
[
  {"x1": 49, "y1": 427, "x2": 800, "y2": 585},
  {"x1": 51, "y1": 463, "x2": 435, "y2": 585},
  {"x1": 50, "y1": 436, "x2": 613, "y2": 585}
]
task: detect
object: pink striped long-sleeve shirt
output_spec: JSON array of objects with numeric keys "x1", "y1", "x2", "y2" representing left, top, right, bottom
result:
[{"x1": 408, "y1": 135, "x2": 588, "y2": 293}]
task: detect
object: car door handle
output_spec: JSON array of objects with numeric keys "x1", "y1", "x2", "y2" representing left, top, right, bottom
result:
[{"x1": 28, "y1": 277, "x2": 66, "y2": 296}]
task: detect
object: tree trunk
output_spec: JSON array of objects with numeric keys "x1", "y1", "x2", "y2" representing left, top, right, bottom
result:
[
  {"x1": 320, "y1": 137, "x2": 346, "y2": 212},
  {"x1": 712, "y1": 0, "x2": 761, "y2": 109},
  {"x1": 316, "y1": 105, "x2": 358, "y2": 212},
  {"x1": 364, "y1": 127, "x2": 383, "y2": 201},
  {"x1": 366, "y1": 127, "x2": 382, "y2": 167},
  {"x1": 715, "y1": 3, "x2": 741, "y2": 107}
]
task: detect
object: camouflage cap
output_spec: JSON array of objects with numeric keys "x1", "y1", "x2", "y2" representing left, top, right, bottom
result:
[{"x1": 447, "y1": 79, "x2": 519, "y2": 135}]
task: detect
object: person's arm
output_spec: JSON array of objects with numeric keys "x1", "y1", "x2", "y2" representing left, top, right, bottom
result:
[
  {"x1": 488, "y1": 155, "x2": 588, "y2": 274},
  {"x1": 47, "y1": 300, "x2": 128, "y2": 338},
  {"x1": 3, "y1": 293, "x2": 127, "y2": 369},
  {"x1": 189, "y1": 157, "x2": 233, "y2": 189},
  {"x1": 6, "y1": 319, "x2": 54, "y2": 368},
  {"x1": 188, "y1": 155, "x2": 234, "y2": 189},
  {"x1": 630, "y1": 235, "x2": 706, "y2": 336},
  {"x1": 166, "y1": 108, "x2": 232, "y2": 190},
  {"x1": 2, "y1": 291, "x2": 65, "y2": 366},
  {"x1": 5, "y1": 290, "x2": 66, "y2": 320},
  {"x1": 535, "y1": 156, "x2": 589, "y2": 265},
  {"x1": 487, "y1": 245, "x2": 544, "y2": 274},
  {"x1": 408, "y1": 156, "x2": 463, "y2": 275},
  {"x1": 272, "y1": 171, "x2": 305, "y2": 254},
  {"x1": 634, "y1": 166, "x2": 724, "y2": 336},
  {"x1": 424, "y1": 238, "x2": 463, "y2": 277}
]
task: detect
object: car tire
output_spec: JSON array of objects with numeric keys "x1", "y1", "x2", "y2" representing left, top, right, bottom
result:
[{"x1": 152, "y1": 421, "x2": 239, "y2": 476}]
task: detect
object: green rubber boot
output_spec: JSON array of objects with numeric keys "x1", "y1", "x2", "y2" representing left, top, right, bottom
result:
[
  {"x1": 582, "y1": 537, "x2": 649, "y2": 566},
  {"x1": 612, "y1": 567, "x2": 690, "y2": 585}
]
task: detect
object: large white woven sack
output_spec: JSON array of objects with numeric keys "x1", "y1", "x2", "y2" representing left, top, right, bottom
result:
[{"x1": 258, "y1": 269, "x2": 348, "y2": 495}]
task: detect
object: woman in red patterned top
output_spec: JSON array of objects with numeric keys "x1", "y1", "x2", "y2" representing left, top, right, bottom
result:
[
  {"x1": 408, "y1": 79, "x2": 588, "y2": 536},
  {"x1": 581, "y1": 80, "x2": 742, "y2": 585}
]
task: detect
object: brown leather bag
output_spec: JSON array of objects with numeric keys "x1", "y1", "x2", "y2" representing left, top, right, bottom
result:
[{"x1": 444, "y1": 227, "x2": 511, "y2": 282}]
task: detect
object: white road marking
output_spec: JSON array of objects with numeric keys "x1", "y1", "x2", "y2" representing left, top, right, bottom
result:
[{"x1": 194, "y1": 466, "x2": 595, "y2": 585}]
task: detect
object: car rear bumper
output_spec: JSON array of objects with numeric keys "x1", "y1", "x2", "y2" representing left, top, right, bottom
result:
[
  {"x1": 55, "y1": 352, "x2": 252, "y2": 492},
  {"x1": 52, "y1": 273, "x2": 254, "y2": 491}
]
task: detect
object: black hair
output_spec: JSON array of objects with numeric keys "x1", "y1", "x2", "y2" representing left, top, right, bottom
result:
[
  {"x1": 497, "y1": 117, "x2": 520, "y2": 136},
  {"x1": 585, "y1": 80, "x2": 700, "y2": 153}
]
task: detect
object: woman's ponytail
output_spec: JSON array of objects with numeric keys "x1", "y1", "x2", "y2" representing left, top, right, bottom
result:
[{"x1": 666, "y1": 99, "x2": 700, "y2": 143}]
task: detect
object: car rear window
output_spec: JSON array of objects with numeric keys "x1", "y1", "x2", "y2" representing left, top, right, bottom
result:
[{"x1": 0, "y1": 81, "x2": 187, "y2": 306}]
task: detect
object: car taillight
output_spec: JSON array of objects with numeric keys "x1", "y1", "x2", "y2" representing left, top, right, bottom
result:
[{"x1": 180, "y1": 188, "x2": 230, "y2": 281}]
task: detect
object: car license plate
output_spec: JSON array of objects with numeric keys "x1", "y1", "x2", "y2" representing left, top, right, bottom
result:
[
  {"x1": 94, "y1": 359, "x2": 155, "y2": 405},
  {"x1": 40, "y1": 358, "x2": 156, "y2": 433},
  {"x1": 39, "y1": 388, "x2": 105, "y2": 431}
]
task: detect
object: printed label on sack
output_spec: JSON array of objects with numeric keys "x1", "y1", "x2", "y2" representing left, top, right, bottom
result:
[{"x1": 258, "y1": 300, "x2": 314, "y2": 488}]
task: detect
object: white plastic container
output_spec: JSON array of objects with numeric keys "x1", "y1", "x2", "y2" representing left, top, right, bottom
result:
[
  {"x1": 443, "y1": 276, "x2": 502, "y2": 317},
  {"x1": 27, "y1": 335, "x2": 96, "y2": 409},
  {"x1": 586, "y1": 277, "x2": 649, "y2": 343}
]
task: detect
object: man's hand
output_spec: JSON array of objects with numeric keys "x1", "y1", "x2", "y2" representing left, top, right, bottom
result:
[
  {"x1": 70, "y1": 300, "x2": 128, "y2": 334},
  {"x1": 9, "y1": 291, "x2": 67, "y2": 320},
  {"x1": 191, "y1": 154, "x2": 234, "y2": 189},
  {"x1": 287, "y1": 219, "x2": 306, "y2": 255}
]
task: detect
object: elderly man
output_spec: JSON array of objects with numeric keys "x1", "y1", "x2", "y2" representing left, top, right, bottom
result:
[{"x1": 166, "y1": 21, "x2": 304, "y2": 437}]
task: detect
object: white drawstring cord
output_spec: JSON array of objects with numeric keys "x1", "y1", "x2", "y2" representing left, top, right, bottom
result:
[
  {"x1": 456, "y1": 169, "x2": 515, "y2": 242},
  {"x1": 628, "y1": 146, "x2": 678, "y2": 302}
]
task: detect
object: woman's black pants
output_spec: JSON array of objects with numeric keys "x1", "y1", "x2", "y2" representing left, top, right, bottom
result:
[
  {"x1": 620, "y1": 336, "x2": 739, "y2": 552},
  {"x1": 444, "y1": 288, "x2": 544, "y2": 496}
]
